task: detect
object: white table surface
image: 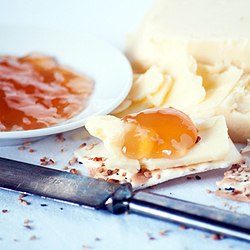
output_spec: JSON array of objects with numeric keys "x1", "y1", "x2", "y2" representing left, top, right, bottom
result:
[{"x1": 0, "y1": 1, "x2": 250, "y2": 249}]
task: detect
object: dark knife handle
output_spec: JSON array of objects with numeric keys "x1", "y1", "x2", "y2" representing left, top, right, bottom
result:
[{"x1": 128, "y1": 191, "x2": 250, "y2": 242}]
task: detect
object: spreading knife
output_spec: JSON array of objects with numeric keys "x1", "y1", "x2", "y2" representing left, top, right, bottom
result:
[{"x1": 0, "y1": 157, "x2": 249, "y2": 242}]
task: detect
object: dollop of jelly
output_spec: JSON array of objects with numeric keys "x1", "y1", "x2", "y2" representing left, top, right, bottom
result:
[
  {"x1": 121, "y1": 107, "x2": 199, "y2": 160},
  {"x1": 0, "y1": 53, "x2": 94, "y2": 131}
]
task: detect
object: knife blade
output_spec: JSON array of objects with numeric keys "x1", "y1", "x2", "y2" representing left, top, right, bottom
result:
[{"x1": 0, "y1": 157, "x2": 249, "y2": 242}]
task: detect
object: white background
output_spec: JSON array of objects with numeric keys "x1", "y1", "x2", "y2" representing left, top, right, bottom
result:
[{"x1": 0, "y1": 1, "x2": 250, "y2": 249}]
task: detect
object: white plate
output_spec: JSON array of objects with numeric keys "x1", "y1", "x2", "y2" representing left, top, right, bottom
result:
[{"x1": 0, "y1": 26, "x2": 133, "y2": 146}]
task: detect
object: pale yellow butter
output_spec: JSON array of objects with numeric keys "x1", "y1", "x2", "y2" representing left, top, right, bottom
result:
[
  {"x1": 112, "y1": 0, "x2": 250, "y2": 143},
  {"x1": 126, "y1": 0, "x2": 250, "y2": 73}
]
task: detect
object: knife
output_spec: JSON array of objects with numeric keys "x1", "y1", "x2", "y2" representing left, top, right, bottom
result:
[{"x1": 0, "y1": 157, "x2": 249, "y2": 242}]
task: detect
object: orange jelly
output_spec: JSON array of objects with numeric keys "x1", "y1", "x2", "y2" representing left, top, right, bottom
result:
[
  {"x1": 0, "y1": 53, "x2": 95, "y2": 131},
  {"x1": 121, "y1": 107, "x2": 199, "y2": 160}
]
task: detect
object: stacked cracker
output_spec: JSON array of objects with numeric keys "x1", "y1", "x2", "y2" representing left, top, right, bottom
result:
[{"x1": 215, "y1": 142, "x2": 250, "y2": 203}]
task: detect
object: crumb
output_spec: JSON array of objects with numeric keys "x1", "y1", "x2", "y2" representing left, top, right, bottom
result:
[
  {"x1": 18, "y1": 146, "x2": 26, "y2": 150},
  {"x1": 22, "y1": 200, "x2": 29, "y2": 205},
  {"x1": 24, "y1": 225, "x2": 32, "y2": 230},
  {"x1": 79, "y1": 143, "x2": 87, "y2": 148},
  {"x1": 30, "y1": 235, "x2": 36, "y2": 240},
  {"x1": 61, "y1": 148, "x2": 64, "y2": 152},
  {"x1": 18, "y1": 198, "x2": 29, "y2": 205},
  {"x1": 24, "y1": 142, "x2": 31, "y2": 146},
  {"x1": 222, "y1": 202, "x2": 227, "y2": 207},
  {"x1": 187, "y1": 176, "x2": 193, "y2": 179},
  {"x1": 95, "y1": 238, "x2": 101, "y2": 241},
  {"x1": 61, "y1": 166, "x2": 69, "y2": 170},
  {"x1": 29, "y1": 149, "x2": 35, "y2": 153},
  {"x1": 56, "y1": 133, "x2": 65, "y2": 142},
  {"x1": 2, "y1": 209, "x2": 7, "y2": 213},
  {"x1": 180, "y1": 225, "x2": 187, "y2": 230},
  {"x1": 68, "y1": 157, "x2": 77, "y2": 165},
  {"x1": 82, "y1": 245, "x2": 91, "y2": 249},
  {"x1": 206, "y1": 189, "x2": 212, "y2": 193},
  {"x1": 159, "y1": 229, "x2": 168, "y2": 236},
  {"x1": 19, "y1": 193, "x2": 26, "y2": 198},
  {"x1": 70, "y1": 168, "x2": 78, "y2": 175},
  {"x1": 211, "y1": 234, "x2": 224, "y2": 240},
  {"x1": 195, "y1": 175, "x2": 201, "y2": 180},
  {"x1": 85, "y1": 141, "x2": 98, "y2": 151},
  {"x1": 41, "y1": 204, "x2": 47, "y2": 207},
  {"x1": 40, "y1": 161, "x2": 49, "y2": 166},
  {"x1": 24, "y1": 219, "x2": 30, "y2": 224},
  {"x1": 49, "y1": 159, "x2": 55, "y2": 164}
]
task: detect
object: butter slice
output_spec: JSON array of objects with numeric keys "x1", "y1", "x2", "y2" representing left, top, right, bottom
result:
[
  {"x1": 126, "y1": 0, "x2": 250, "y2": 73},
  {"x1": 85, "y1": 115, "x2": 230, "y2": 173}
]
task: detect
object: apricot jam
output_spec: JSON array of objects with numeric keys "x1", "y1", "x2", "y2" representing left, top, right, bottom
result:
[
  {"x1": 0, "y1": 53, "x2": 94, "y2": 131},
  {"x1": 121, "y1": 107, "x2": 199, "y2": 160}
]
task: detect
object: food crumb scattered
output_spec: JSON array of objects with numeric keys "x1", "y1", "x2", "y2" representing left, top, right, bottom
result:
[
  {"x1": 18, "y1": 146, "x2": 26, "y2": 150},
  {"x1": 2, "y1": 209, "x2": 7, "y2": 213},
  {"x1": 70, "y1": 168, "x2": 79, "y2": 175},
  {"x1": 24, "y1": 219, "x2": 30, "y2": 224},
  {"x1": 30, "y1": 235, "x2": 36, "y2": 240},
  {"x1": 79, "y1": 143, "x2": 87, "y2": 148},
  {"x1": 40, "y1": 157, "x2": 55, "y2": 166},
  {"x1": 68, "y1": 157, "x2": 77, "y2": 165},
  {"x1": 206, "y1": 189, "x2": 212, "y2": 193},
  {"x1": 29, "y1": 149, "x2": 35, "y2": 153},
  {"x1": 22, "y1": 200, "x2": 29, "y2": 205},
  {"x1": 195, "y1": 175, "x2": 201, "y2": 180},
  {"x1": 18, "y1": 199, "x2": 29, "y2": 205},
  {"x1": 159, "y1": 229, "x2": 168, "y2": 236},
  {"x1": 49, "y1": 159, "x2": 55, "y2": 165},
  {"x1": 61, "y1": 166, "x2": 69, "y2": 170},
  {"x1": 211, "y1": 234, "x2": 224, "y2": 240},
  {"x1": 82, "y1": 245, "x2": 91, "y2": 249},
  {"x1": 180, "y1": 225, "x2": 187, "y2": 230},
  {"x1": 19, "y1": 194, "x2": 27, "y2": 199},
  {"x1": 56, "y1": 133, "x2": 65, "y2": 142}
]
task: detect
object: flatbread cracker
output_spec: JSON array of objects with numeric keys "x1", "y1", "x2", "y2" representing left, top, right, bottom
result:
[
  {"x1": 215, "y1": 164, "x2": 250, "y2": 203},
  {"x1": 215, "y1": 142, "x2": 250, "y2": 203},
  {"x1": 75, "y1": 139, "x2": 244, "y2": 190}
]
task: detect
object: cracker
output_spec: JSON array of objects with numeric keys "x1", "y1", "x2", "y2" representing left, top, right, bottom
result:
[
  {"x1": 75, "y1": 139, "x2": 244, "y2": 190},
  {"x1": 215, "y1": 164, "x2": 250, "y2": 203}
]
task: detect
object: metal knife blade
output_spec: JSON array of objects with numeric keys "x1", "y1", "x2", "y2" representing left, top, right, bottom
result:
[{"x1": 0, "y1": 157, "x2": 250, "y2": 242}]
